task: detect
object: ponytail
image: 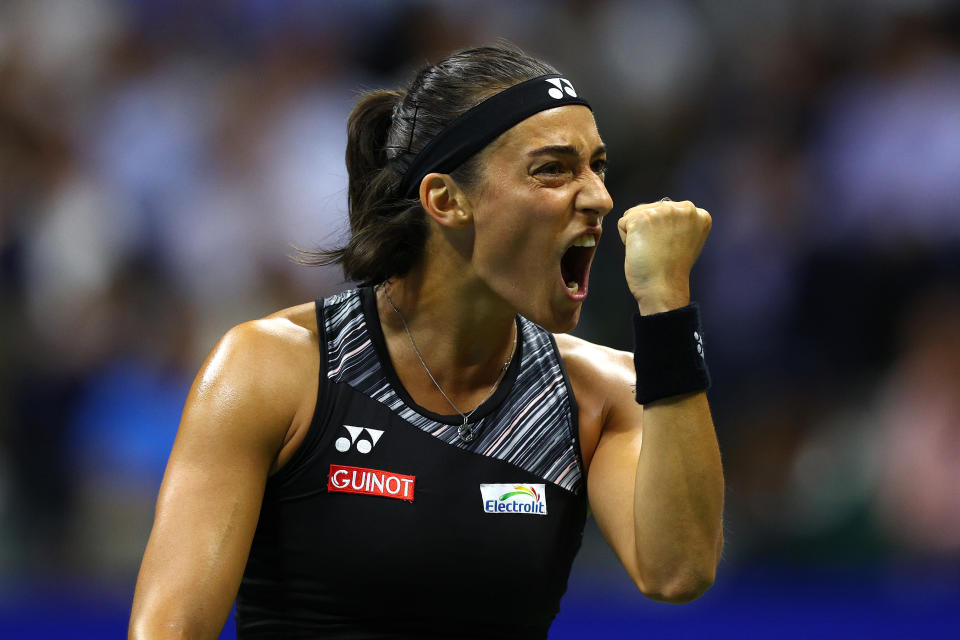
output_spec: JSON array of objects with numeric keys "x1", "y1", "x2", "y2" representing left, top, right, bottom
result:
[
  {"x1": 301, "y1": 43, "x2": 557, "y2": 286},
  {"x1": 300, "y1": 90, "x2": 428, "y2": 286},
  {"x1": 345, "y1": 90, "x2": 402, "y2": 216}
]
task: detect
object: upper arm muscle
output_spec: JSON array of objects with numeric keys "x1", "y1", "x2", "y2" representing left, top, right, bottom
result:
[
  {"x1": 558, "y1": 336, "x2": 646, "y2": 585},
  {"x1": 586, "y1": 383, "x2": 645, "y2": 584},
  {"x1": 130, "y1": 318, "x2": 317, "y2": 639}
]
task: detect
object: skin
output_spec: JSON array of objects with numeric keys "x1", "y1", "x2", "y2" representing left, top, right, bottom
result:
[{"x1": 130, "y1": 104, "x2": 724, "y2": 639}]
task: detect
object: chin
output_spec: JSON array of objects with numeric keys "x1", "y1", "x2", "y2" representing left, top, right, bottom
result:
[
  {"x1": 531, "y1": 304, "x2": 581, "y2": 334},
  {"x1": 493, "y1": 280, "x2": 581, "y2": 333}
]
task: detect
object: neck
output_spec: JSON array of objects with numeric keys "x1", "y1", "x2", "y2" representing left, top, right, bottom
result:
[{"x1": 377, "y1": 257, "x2": 517, "y2": 406}]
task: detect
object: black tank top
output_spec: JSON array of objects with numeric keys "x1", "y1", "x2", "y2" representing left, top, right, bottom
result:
[{"x1": 236, "y1": 287, "x2": 588, "y2": 639}]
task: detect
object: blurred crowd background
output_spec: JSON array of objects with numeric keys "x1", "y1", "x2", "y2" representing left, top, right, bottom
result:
[{"x1": 2, "y1": 0, "x2": 959, "y2": 637}]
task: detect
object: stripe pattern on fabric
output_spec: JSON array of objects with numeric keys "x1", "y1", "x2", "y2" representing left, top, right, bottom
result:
[{"x1": 323, "y1": 289, "x2": 582, "y2": 494}]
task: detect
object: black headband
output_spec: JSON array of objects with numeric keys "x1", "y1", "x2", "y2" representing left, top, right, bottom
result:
[{"x1": 398, "y1": 73, "x2": 591, "y2": 198}]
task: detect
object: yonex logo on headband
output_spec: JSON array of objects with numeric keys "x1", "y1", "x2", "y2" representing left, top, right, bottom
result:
[{"x1": 545, "y1": 77, "x2": 577, "y2": 99}]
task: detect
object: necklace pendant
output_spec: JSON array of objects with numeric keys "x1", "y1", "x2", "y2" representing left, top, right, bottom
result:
[{"x1": 458, "y1": 417, "x2": 475, "y2": 443}]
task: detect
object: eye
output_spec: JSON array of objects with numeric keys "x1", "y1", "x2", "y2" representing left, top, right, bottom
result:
[
  {"x1": 592, "y1": 158, "x2": 608, "y2": 179},
  {"x1": 534, "y1": 161, "x2": 568, "y2": 176}
]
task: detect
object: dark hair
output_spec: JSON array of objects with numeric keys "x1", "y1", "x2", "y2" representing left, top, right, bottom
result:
[{"x1": 301, "y1": 43, "x2": 557, "y2": 286}]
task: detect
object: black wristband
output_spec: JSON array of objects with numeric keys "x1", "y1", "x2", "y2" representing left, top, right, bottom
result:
[{"x1": 633, "y1": 303, "x2": 711, "y2": 404}]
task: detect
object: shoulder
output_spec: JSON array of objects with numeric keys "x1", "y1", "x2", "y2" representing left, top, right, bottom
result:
[
  {"x1": 259, "y1": 300, "x2": 320, "y2": 349},
  {"x1": 191, "y1": 301, "x2": 320, "y2": 433},
  {"x1": 214, "y1": 302, "x2": 318, "y2": 380},
  {"x1": 553, "y1": 333, "x2": 634, "y2": 391}
]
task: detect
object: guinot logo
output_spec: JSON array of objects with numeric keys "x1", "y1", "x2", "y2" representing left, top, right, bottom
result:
[{"x1": 328, "y1": 464, "x2": 415, "y2": 502}]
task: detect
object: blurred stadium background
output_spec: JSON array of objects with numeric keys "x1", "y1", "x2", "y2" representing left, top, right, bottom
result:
[{"x1": 2, "y1": 0, "x2": 959, "y2": 638}]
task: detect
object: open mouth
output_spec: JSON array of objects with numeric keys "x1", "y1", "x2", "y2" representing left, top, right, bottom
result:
[{"x1": 560, "y1": 235, "x2": 597, "y2": 299}]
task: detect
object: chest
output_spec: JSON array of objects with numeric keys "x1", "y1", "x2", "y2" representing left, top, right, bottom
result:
[{"x1": 251, "y1": 384, "x2": 587, "y2": 621}]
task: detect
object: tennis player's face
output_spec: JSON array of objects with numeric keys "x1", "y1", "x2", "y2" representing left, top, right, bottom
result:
[{"x1": 467, "y1": 105, "x2": 612, "y2": 332}]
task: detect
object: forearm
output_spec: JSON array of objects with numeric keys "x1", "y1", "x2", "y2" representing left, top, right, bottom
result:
[
  {"x1": 610, "y1": 198, "x2": 721, "y2": 600},
  {"x1": 633, "y1": 390, "x2": 724, "y2": 601},
  {"x1": 129, "y1": 529, "x2": 241, "y2": 640}
]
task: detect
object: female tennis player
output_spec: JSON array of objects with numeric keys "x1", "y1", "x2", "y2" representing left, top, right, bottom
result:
[{"x1": 130, "y1": 44, "x2": 724, "y2": 639}]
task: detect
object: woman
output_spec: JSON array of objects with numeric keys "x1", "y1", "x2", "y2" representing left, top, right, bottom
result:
[{"x1": 130, "y1": 44, "x2": 723, "y2": 639}]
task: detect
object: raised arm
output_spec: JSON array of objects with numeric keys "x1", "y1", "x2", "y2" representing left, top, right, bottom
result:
[
  {"x1": 129, "y1": 315, "x2": 318, "y2": 639},
  {"x1": 581, "y1": 199, "x2": 723, "y2": 602}
]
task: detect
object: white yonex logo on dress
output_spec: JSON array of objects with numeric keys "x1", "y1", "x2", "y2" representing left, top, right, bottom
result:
[
  {"x1": 694, "y1": 331, "x2": 704, "y2": 357},
  {"x1": 335, "y1": 425, "x2": 384, "y2": 454},
  {"x1": 545, "y1": 77, "x2": 577, "y2": 100}
]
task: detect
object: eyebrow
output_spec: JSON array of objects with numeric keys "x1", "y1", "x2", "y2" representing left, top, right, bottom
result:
[{"x1": 527, "y1": 143, "x2": 607, "y2": 159}]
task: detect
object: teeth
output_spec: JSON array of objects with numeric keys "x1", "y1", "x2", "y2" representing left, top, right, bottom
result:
[
  {"x1": 566, "y1": 281, "x2": 579, "y2": 293},
  {"x1": 572, "y1": 236, "x2": 596, "y2": 248}
]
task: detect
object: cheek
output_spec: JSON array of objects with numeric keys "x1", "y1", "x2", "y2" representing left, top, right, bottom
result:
[
  {"x1": 474, "y1": 222, "x2": 531, "y2": 278},
  {"x1": 472, "y1": 194, "x2": 565, "y2": 297},
  {"x1": 474, "y1": 192, "x2": 554, "y2": 265}
]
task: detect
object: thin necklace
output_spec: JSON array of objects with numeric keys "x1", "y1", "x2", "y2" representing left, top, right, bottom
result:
[{"x1": 381, "y1": 284, "x2": 515, "y2": 443}]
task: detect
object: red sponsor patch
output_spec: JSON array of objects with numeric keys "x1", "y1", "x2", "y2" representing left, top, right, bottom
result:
[{"x1": 327, "y1": 464, "x2": 415, "y2": 502}]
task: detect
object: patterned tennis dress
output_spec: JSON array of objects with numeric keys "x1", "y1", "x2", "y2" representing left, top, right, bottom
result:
[{"x1": 236, "y1": 287, "x2": 587, "y2": 639}]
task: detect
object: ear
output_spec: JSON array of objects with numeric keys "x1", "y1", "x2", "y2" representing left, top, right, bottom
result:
[{"x1": 418, "y1": 173, "x2": 473, "y2": 228}]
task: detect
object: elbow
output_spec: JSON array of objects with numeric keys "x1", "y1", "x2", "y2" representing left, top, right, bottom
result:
[
  {"x1": 633, "y1": 564, "x2": 717, "y2": 604},
  {"x1": 634, "y1": 529, "x2": 724, "y2": 603},
  {"x1": 129, "y1": 612, "x2": 204, "y2": 640},
  {"x1": 640, "y1": 572, "x2": 715, "y2": 604}
]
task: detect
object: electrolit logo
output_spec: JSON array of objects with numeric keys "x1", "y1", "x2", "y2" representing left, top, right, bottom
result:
[{"x1": 480, "y1": 483, "x2": 547, "y2": 515}]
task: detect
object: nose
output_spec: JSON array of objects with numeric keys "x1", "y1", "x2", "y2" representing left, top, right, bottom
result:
[{"x1": 576, "y1": 171, "x2": 614, "y2": 219}]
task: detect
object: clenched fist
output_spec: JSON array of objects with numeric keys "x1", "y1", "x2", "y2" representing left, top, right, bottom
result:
[{"x1": 617, "y1": 199, "x2": 712, "y2": 315}]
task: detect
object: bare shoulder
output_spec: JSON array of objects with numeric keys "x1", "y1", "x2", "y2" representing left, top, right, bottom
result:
[
  {"x1": 265, "y1": 300, "x2": 320, "y2": 335},
  {"x1": 210, "y1": 301, "x2": 319, "y2": 392},
  {"x1": 553, "y1": 333, "x2": 634, "y2": 390},
  {"x1": 241, "y1": 301, "x2": 317, "y2": 355}
]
